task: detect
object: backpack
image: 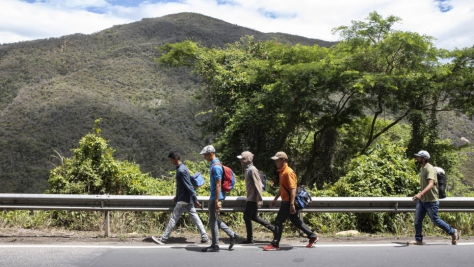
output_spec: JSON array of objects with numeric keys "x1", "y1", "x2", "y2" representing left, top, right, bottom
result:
[
  {"x1": 190, "y1": 172, "x2": 205, "y2": 188},
  {"x1": 282, "y1": 185, "x2": 312, "y2": 210},
  {"x1": 247, "y1": 165, "x2": 267, "y2": 191},
  {"x1": 212, "y1": 162, "x2": 235, "y2": 192},
  {"x1": 434, "y1": 166, "x2": 447, "y2": 199}
]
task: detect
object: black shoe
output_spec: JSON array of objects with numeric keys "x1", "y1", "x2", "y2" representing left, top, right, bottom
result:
[
  {"x1": 229, "y1": 233, "x2": 238, "y2": 250},
  {"x1": 202, "y1": 245, "x2": 220, "y2": 252},
  {"x1": 241, "y1": 239, "x2": 254, "y2": 244}
]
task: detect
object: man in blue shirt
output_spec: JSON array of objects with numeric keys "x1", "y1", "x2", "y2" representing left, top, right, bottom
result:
[
  {"x1": 200, "y1": 145, "x2": 238, "y2": 252},
  {"x1": 151, "y1": 150, "x2": 208, "y2": 245}
]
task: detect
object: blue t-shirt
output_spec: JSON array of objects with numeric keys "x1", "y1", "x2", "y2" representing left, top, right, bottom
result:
[{"x1": 210, "y1": 158, "x2": 226, "y2": 201}]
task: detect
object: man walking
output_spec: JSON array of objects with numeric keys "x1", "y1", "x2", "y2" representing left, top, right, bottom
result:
[
  {"x1": 237, "y1": 151, "x2": 275, "y2": 244},
  {"x1": 200, "y1": 145, "x2": 238, "y2": 252},
  {"x1": 409, "y1": 150, "x2": 460, "y2": 245},
  {"x1": 263, "y1": 151, "x2": 319, "y2": 251},
  {"x1": 151, "y1": 150, "x2": 208, "y2": 245}
]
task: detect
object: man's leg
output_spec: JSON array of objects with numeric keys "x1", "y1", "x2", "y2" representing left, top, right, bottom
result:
[
  {"x1": 289, "y1": 212, "x2": 316, "y2": 238},
  {"x1": 414, "y1": 200, "x2": 427, "y2": 242},
  {"x1": 215, "y1": 201, "x2": 235, "y2": 238},
  {"x1": 208, "y1": 201, "x2": 219, "y2": 246},
  {"x1": 289, "y1": 211, "x2": 318, "y2": 247},
  {"x1": 186, "y1": 203, "x2": 208, "y2": 241},
  {"x1": 425, "y1": 201, "x2": 456, "y2": 235},
  {"x1": 251, "y1": 204, "x2": 275, "y2": 231},
  {"x1": 161, "y1": 203, "x2": 187, "y2": 242},
  {"x1": 243, "y1": 201, "x2": 255, "y2": 241},
  {"x1": 271, "y1": 202, "x2": 290, "y2": 247}
]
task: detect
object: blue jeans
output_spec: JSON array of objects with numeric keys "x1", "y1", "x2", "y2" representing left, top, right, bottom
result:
[
  {"x1": 161, "y1": 202, "x2": 208, "y2": 241},
  {"x1": 208, "y1": 200, "x2": 235, "y2": 246},
  {"x1": 414, "y1": 200, "x2": 455, "y2": 242}
]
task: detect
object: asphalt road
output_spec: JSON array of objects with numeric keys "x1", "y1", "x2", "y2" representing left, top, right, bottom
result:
[{"x1": 1, "y1": 241, "x2": 474, "y2": 267}]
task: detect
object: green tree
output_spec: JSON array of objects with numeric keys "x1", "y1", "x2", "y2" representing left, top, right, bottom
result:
[
  {"x1": 328, "y1": 139, "x2": 419, "y2": 232},
  {"x1": 156, "y1": 12, "x2": 474, "y2": 189},
  {"x1": 47, "y1": 119, "x2": 166, "y2": 195}
]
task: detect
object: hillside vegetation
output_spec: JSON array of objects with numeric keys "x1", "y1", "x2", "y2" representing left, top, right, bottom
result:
[{"x1": 0, "y1": 13, "x2": 336, "y2": 193}]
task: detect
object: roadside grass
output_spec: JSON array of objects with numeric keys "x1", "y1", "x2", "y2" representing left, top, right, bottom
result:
[{"x1": 1, "y1": 210, "x2": 473, "y2": 238}]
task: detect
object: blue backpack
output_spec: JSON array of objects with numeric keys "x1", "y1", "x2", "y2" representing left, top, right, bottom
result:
[
  {"x1": 190, "y1": 172, "x2": 205, "y2": 188},
  {"x1": 282, "y1": 185, "x2": 312, "y2": 210}
]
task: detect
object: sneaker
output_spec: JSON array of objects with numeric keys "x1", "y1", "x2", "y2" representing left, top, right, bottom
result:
[
  {"x1": 407, "y1": 240, "x2": 423, "y2": 245},
  {"x1": 263, "y1": 244, "x2": 280, "y2": 251},
  {"x1": 306, "y1": 236, "x2": 319, "y2": 248},
  {"x1": 151, "y1": 236, "x2": 165, "y2": 245},
  {"x1": 201, "y1": 238, "x2": 209, "y2": 243},
  {"x1": 241, "y1": 239, "x2": 254, "y2": 245},
  {"x1": 202, "y1": 245, "x2": 220, "y2": 252},
  {"x1": 451, "y1": 229, "x2": 460, "y2": 245},
  {"x1": 229, "y1": 233, "x2": 238, "y2": 250}
]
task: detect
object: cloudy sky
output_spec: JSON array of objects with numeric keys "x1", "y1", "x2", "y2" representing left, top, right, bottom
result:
[{"x1": 1, "y1": 0, "x2": 473, "y2": 50}]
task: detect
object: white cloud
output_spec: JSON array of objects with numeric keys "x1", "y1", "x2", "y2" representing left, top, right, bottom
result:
[{"x1": 1, "y1": 0, "x2": 473, "y2": 50}]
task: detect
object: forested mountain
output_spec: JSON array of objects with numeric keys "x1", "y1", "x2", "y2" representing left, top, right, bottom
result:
[{"x1": 0, "y1": 12, "x2": 337, "y2": 193}]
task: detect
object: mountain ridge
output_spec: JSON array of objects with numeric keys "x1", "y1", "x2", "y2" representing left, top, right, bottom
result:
[{"x1": 0, "y1": 12, "x2": 336, "y2": 193}]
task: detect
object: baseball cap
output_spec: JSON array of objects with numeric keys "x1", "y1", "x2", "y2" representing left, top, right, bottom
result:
[
  {"x1": 199, "y1": 145, "x2": 216, "y2": 155},
  {"x1": 414, "y1": 150, "x2": 430, "y2": 159},
  {"x1": 271, "y1": 151, "x2": 288, "y2": 160},
  {"x1": 237, "y1": 151, "x2": 253, "y2": 160}
]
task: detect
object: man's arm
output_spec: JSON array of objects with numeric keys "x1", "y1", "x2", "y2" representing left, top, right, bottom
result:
[
  {"x1": 289, "y1": 188, "x2": 297, "y2": 214},
  {"x1": 412, "y1": 179, "x2": 434, "y2": 201},
  {"x1": 215, "y1": 178, "x2": 222, "y2": 211},
  {"x1": 213, "y1": 164, "x2": 223, "y2": 211},
  {"x1": 270, "y1": 190, "x2": 281, "y2": 207},
  {"x1": 180, "y1": 168, "x2": 199, "y2": 204}
]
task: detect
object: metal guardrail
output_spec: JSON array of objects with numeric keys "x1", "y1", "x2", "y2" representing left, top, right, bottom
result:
[{"x1": 2, "y1": 194, "x2": 474, "y2": 236}]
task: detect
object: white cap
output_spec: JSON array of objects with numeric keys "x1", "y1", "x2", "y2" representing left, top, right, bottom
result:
[
  {"x1": 199, "y1": 145, "x2": 216, "y2": 155},
  {"x1": 414, "y1": 150, "x2": 430, "y2": 159}
]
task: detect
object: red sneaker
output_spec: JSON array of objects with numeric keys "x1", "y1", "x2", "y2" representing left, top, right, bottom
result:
[
  {"x1": 263, "y1": 244, "x2": 280, "y2": 251},
  {"x1": 306, "y1": 236, "x2": 319, "y2": 248}
]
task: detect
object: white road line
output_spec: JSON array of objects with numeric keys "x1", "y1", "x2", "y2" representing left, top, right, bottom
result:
[{"x1": 1, "y1": 243, "x2": 474, "y2": 249}]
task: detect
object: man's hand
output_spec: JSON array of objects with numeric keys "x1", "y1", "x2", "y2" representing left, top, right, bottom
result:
[
  {"x1": 270, "y1": 199, "x2": 277, "y2": 207},
  {"x1": 290, "y1": 204, "x2": 296, "y2": 214},
  {"x1": 412, "y1": 193, "x2": 422, "y2": 201},
  {"x1": 215, "y1": 200, "x2": 221, "y2": 211},
  {"x1": 195, "y1": 201, "x2": 202, "y2": 209}
]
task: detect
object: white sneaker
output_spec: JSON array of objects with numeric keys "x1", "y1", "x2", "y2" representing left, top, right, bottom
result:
[{"x1": 151, "y1": 236, "x2": 165, "y2": 245}]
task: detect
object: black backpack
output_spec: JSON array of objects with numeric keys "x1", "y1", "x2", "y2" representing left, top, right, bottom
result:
[{"x1": 434, "y1": 167, "x2": 447, "y2": 199}]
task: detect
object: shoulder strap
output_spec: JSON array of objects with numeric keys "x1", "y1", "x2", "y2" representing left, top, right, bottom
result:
[
  {"x1": 281, "y1": 183, "x2": 290, "y2": 195},
  {"x1": 246, "y1": 164, "x2": 253, "y2": 177},
  {"x1": 211, "y1": 162, "x2": 223, "y2": 174}
]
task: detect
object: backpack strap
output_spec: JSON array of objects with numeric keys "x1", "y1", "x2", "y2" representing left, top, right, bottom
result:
[
  {"x1": 282, "y1": 184, "x2": 291, "y2": 195},
  {"x1": 211, "y1": 162, "x2": 223, "y2": 176},
  {"x1": 246, "y1": 164, "x2": 253, "y2": 178}
]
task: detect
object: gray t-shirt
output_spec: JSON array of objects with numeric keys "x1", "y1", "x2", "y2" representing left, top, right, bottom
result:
[{"x1": 420, "y1": 163, "x2": 438, "y2": 202}]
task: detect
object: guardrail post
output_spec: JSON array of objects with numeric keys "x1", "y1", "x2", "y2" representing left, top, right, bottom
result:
[
  {"x1": 104, "y1": 211, "x2": 110, "y2": 237},
  {"x1": 298, "y1": 211, "x2": 304, "y2": 237}
]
